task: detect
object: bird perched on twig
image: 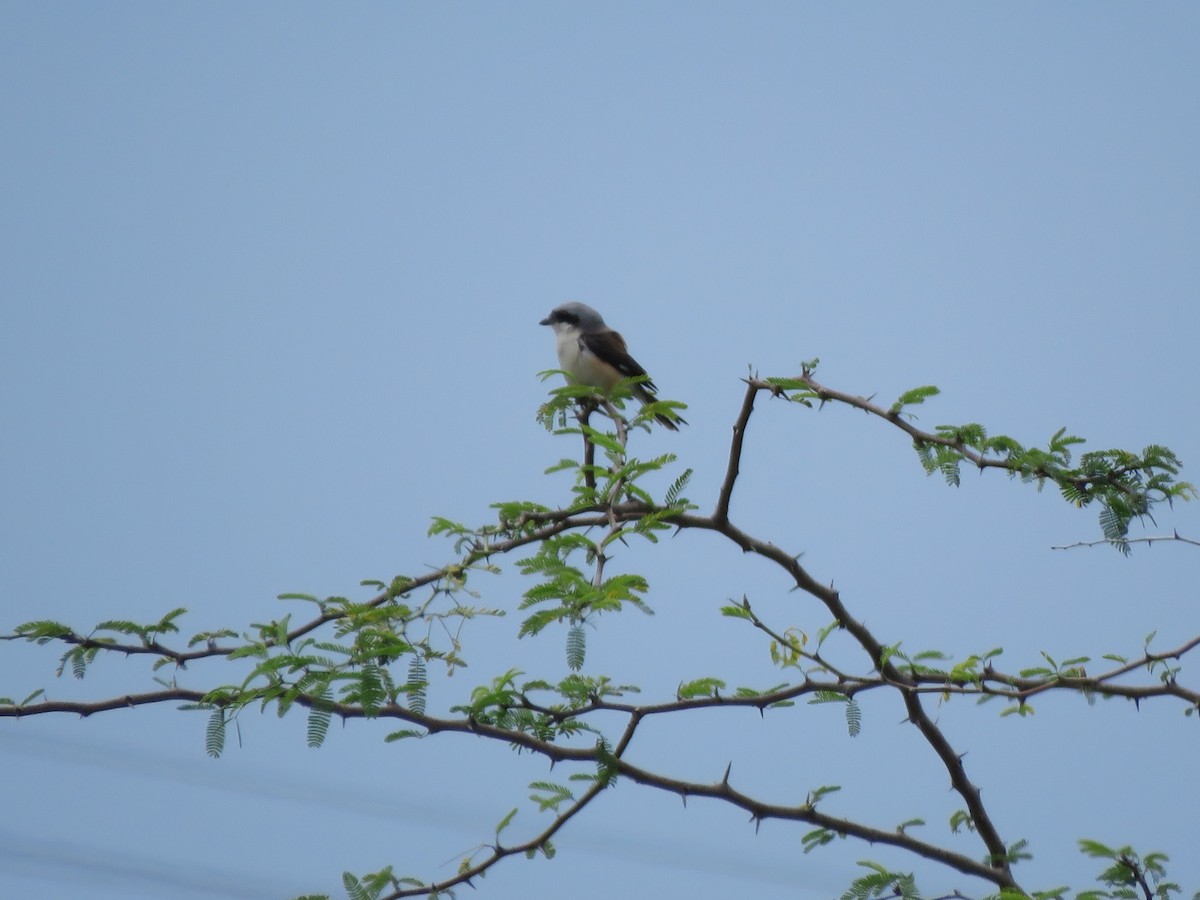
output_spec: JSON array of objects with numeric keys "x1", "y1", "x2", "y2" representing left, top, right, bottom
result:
[{"x1": 539, "y1": 301, "x2": 686, "y2": 431}]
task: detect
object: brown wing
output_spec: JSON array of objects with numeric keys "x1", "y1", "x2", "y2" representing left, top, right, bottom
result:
[{"x1": 580, "y1": 328, "x2": 658, "y2": 394}]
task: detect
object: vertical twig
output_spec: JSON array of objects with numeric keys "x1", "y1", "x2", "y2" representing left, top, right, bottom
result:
[
  {"x1": 579, "y1": 400, "x2": 596, "y2": 491},
  {"x1": 600, "y1": 398, "x2": 630, "y2": 524},
  {"x1": 714, "y1": 380, "x2": 761, "y2": 525}
]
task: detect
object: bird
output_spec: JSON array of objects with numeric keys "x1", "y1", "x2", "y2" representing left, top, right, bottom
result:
[{"x1": 539, "y1": 301, "x2": 685, "y2": 431}]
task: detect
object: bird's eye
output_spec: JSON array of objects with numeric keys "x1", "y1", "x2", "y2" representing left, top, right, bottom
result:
[{"x1": 558, "y1": 312, "x2": 578, "y2": 325}]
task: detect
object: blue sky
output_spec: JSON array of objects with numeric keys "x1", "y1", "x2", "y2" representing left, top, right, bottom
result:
[{"x1": 2, "y1": 5, "x2": 1198, "y2": 899}]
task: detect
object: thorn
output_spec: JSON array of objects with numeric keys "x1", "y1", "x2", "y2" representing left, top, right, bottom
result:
[
  {"x1": 680, "y1": 793, "x2": 688, "y2": 808},
  {"x1": 722, "y1": 761, "x2": 733, "y2": 785}
]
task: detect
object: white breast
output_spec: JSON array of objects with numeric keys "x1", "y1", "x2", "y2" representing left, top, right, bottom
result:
[{"x1": 555, "y1": 330, "x2": 619, "y2": 389}]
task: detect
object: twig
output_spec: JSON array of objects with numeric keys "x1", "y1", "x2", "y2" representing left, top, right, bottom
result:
[
  {"x1": 579, "y1": 400, "x2": 597, "y2": 491},
  {"x1": 714, "y1": 378, "x2": 760, "y2": 525},
  {"x1": 1051, "y1": 532, "x2": 1200, "y2": 551}
]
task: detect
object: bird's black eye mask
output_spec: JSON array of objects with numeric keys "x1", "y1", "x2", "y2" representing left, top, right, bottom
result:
[{"x1": 554, "y1": 311, "x2": 579, "y2": 326}]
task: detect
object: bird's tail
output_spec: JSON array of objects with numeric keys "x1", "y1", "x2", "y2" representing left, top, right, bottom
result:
[
  {"x1": 654, "y1": 411, "x2": 684, "y2": 431},
  {"x1": 632, "y1": 384, "x2": 685, "y2": 431}
]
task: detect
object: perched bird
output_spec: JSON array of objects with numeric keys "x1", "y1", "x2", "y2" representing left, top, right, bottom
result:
[{"x1": 539, "y1": 301, "x2": 685, "y2": 430}]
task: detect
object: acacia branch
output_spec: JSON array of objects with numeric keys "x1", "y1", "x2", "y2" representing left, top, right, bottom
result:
[
  {"x1": 706, "y1": 520, "x2": 1012, "y2": 873},
  {"x1": 1052, "y1": 532, "x2": 1200, "y2": 551},
  {"x1": 0, "y1": 689, "x2": 207, "y2": 718},
  {"x1": 7, "y1": 683, "x2": 1008, "y2": 892},
  {"x1": 579, "y1": 400, "x2": 597, "y2": 491},
  {"x1": 754, "y1": 373, "x2": 1172, "y2": 503},
  {"x1": 614, "y1": 758, "x2": 1019, "y2": 889},
  {"x1": 390, "y1": 778, "x2": 608, "y2": 900},
  {"x1": 2, "y1": 516, "x2": 585, "y2": 669},
  {"x1": 11, "y1": 492, "x2": 1190, "y2": 882},
  {"x1": 714, "y1": 378, "x2": 760, "y2": 524},
  {"x1": 4, "y1": 368, "x2": 1194, "y2": 898},
  {"x1": 1119, "y1": 854, "x2": 1155, "y2": 900}
]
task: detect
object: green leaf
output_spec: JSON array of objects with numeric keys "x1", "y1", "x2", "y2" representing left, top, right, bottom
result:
[
  {"x1": 427, "y1": 516, "x2": 468, "y2": 536},
  {"x1": 544, "y1": 458, "x2": 580, "y2": 475},
  {"x1": 566, "y1": 624, "x2": 586, "y2": 671},
  {"x1": 801, "y1": 827, "x2": 836, "y2": 853},
  {"x1": 277, "y1": 592, "x2": 321, "y2": 603},
  {"x1": 891, "y1": 384, "x2": 940, "y2": 413},
  {"x1": 529, "y1": 781, "x2": 574, "y2": 812},
  {"x1": 307, "y1": 692, "x2": 333, "y2": 749},
  {"x1": 816, "y1": 620, "x2": 842, "y2": 647},
  {"x1": 406, "y1": 656, "x2": 427, "y2": 716},
  {"x1": 664, "y1": 468, "x2": 694, "y2": 507},
  {"x1": 595, "y1": 738, "x2": 619, "y2": 787},
  {"x1": 1000, "y1": 702, "x2": 1034, "y2": 718},
  {"x1": 519, "y1": 607, "x2": 571, "y2": 639},
  {"x1": 809, "y1": 690, "x2": 849, "y2": 705},
  {"x1": 677, "y1": 677, "x2": 726, "y2": 699},
  {"x1": 1004, "y1": 837, "x2": 1032, "y2": 862},
  {"x1": 720, "y1": 602, "x2": 753, "y2": 620},
  {"x1": 384, "y1": 729, "x2": 426, "y2": 742},
  {"x1": 92, "y1": 618, "x2": 143, "y2": 635},
  {"x1": 494, "y1": 807, "x2": 518, "y2": 840},
  {"x1": 764, "y1": 376, "x2": 810, "y2": 391},
  {"x1": 205, "y1": 708, "x2": 226, "y2": 759},
  {"x1": 840, "y1": 860, "x2": 918, "y2": 900},
  {"x1": 341, "y1": 872, "x2": 371, "y2": 900},
  {"x1": 1078, "y1": 838, "x2": 1117, "y2": 859},
  {"x1": 357, "y1": 663, "x2": 385, "y2": 716},
  {"x1": 939, "y1": 455, "x2": 961, "y2": 487},
  {"x1": 807, "y1": 784, "x2": 841, "y2": 806},
  {"x1": 579, "y1": 426, "x2": 623, "y2": 455},
  {"x1": 845, "y1": 697, "x2": 862, "y2": 737},
  {"x1": 15, "y1": 620, "x2": 74, "y2": 644}
]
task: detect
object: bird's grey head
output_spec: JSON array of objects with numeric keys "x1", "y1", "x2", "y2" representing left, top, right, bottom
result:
[{"x1": 539, "y1": 301, "x2": 606, "y2": 333}]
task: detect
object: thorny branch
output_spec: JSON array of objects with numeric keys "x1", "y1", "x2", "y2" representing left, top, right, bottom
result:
[
  {"x1": 765, "y1": 371, "x2": 1182, "y2": 510},
  {"x1": 1052, "y1": 532, "x2": 1200, "y2": 551},
  {"x1": 1, "y1": 683, "x2": 1011, "y2": 892},
  {"x1": 3, "y1": 372, "x2": 1195, "y2": 899}
]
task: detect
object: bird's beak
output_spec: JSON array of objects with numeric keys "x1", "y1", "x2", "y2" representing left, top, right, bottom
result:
[{"x1": 539, "y1": 316, "x2": 552, "y2": 326}]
